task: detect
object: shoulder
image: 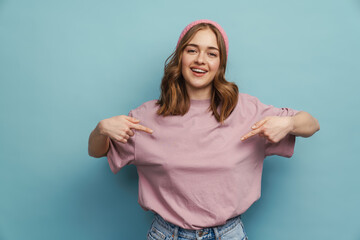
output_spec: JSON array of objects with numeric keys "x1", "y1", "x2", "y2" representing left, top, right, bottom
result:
[
  {"x1": 130, "y1": 99, "x2": 159, "y2": 117},
  {"x1": 237, "y1": 92, "x2": 263, "y2": 108},
  {"x1": 234, "y1": 92, "x2": 275, "y2": 118},
  {"x1": 237, "y1": 92, "x2": 300, "y2": 118}
]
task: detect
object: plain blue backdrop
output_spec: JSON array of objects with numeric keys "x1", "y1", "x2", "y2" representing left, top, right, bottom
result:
[{"x1": 1, "y1": 0, "x2": 359, "y2": 239}]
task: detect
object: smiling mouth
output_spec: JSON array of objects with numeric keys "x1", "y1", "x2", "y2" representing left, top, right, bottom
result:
[{"x1": 191, "y1": 68, "x2": 208, "y2": 74}]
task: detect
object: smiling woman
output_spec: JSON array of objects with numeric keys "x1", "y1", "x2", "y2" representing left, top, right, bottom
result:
[
  {"x1": 88, "y1": 19, "x2": 320, "y2": 240},
  {"x1": 181, "y1": 29, "x2": 220, "y2": 99},
  {"x1": 156, "y1": 20, "x2": 237, "y2": 124}
]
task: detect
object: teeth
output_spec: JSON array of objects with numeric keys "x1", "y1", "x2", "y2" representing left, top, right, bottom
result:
[{"x1": 192, "y1": 68, "x2": 206, "y2": 73}]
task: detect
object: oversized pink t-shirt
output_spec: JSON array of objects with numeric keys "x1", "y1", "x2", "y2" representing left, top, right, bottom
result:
[{"x1": 107, "y1": 92, "x2": 300, "y2": 230}]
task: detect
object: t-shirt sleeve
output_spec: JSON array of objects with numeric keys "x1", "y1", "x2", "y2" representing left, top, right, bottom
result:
[
  {"x1": 252, "y1": 96, "x2": 301, "y2": 158},
  {"x1": 106, "y1": 110, "x2": 136, "y2": 174}
]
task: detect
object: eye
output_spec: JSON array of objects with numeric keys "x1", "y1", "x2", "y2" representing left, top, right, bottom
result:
[
  {"x1": 187, "y1": 49, "x2": 196, "y2": 53},
  {"x1": 209, "y1": 52, "x2": 217, "y2": 57}
]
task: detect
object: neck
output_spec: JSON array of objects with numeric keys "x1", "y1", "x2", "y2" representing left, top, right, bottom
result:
[{"x1": 186, "y1": 86, "x2": 212, "y2": 100}]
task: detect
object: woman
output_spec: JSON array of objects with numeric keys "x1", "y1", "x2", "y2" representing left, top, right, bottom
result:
[{"x1": 88, "y1": 19, "x2": 320, "y2": 240}]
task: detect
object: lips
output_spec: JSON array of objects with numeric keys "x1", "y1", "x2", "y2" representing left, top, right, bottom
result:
[
  {"x1": 190, "y1": 67, "x2": 208, "y2": 77},
  {"x1": 191, "y1": 67, "x2": 208, "y2": 73}
]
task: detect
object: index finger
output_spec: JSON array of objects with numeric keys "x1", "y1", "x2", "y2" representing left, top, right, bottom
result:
[
  {"x1": 252, "y1": 117, "x2": 268, "y2": 129},
  {"x1": 130, "y1": 123, "x2": 154, "y2": 134},
  {"x1": 124, "y1": 115, "x2": 140, "y2": 123},
  {"x1": 241, "y1": 128, "x2": 261, "y2": 141}
]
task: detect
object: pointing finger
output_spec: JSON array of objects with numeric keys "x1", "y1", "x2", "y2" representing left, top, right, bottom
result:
[
  {"x1": 241, "y1": 128, "x2": 262, "y2": 141},
  {"x1": 124, "y1": 115, "x2": 140, "y2": 123},
  {"x1": 252, "y1": 117, "x2": 269, "y2": 129},
  {"x1": 130, "y1": 123, "x2": 154, "y2": 134}
]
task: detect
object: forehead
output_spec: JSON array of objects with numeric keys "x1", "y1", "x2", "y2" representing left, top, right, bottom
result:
[{"x1": 188, "y1": 28, "x2": 218, "y2": 48}]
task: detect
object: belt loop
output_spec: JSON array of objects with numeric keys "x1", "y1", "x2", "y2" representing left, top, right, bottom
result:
[
  {"x1": 213, "y1": 226, "x2": 220, "y2": 240},
  {"x1": 173, "y1": 226, "x2": 179, "y2": 240}
]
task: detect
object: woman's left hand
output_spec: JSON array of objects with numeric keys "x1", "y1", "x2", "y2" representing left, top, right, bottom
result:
[{"x1": 241, "y1": 116, "x2": 294, "y2": 143}]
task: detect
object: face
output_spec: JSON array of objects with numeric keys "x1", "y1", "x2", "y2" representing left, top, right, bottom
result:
[{"x1": 181, "y1": 28, "x2": 220, "y2": 99}]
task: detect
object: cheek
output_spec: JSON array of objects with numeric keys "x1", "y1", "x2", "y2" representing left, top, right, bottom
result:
[
  {"x1": 182, "y1": 54, "x2": 191, "y2": 67},
  {"x1": 210, "y1": 60, "x2": 220, "y2": 73},
  {"x1": 181, "y1": 56, "x2": 188, "y2": 71},
  {"x1": 181, "y1": 61, "x2": 188, "y2": 76},
  {"x1": 181, "y1": 55, "x2": 194, "y2": 76}
]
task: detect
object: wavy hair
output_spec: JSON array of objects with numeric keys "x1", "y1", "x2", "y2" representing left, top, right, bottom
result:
[{"x1": 156, "y1": 23, "x2": 239, "y2": 124}]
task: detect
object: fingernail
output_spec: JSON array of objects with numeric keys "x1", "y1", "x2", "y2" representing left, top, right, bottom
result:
[
  {"x1": 241, "y1": 137, "x2": 245, "y2": 141},
  {"x1": 150, "y1": 130, "x2": 154, "y2": 133},
  {"x1": 252, "y1": 125, "x2": 256, "y2": 129}
]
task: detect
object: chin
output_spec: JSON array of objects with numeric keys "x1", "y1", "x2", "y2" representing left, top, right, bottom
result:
[{"x1": 186, "y1": 81, "x2": 212, "y2": 90}]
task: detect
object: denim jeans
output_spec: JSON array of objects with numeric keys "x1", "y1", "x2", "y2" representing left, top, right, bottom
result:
[{"x1": 147, "y1": 212, "x2": 248, "y2": 240}]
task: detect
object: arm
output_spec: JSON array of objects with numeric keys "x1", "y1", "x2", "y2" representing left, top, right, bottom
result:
[
  {"x1": 88, "y1": 115, "x2": 154, "y2": 158},
  {"x1": 88, "y1": 122, "x2": 110, "y2": 158},
  {"x1": 241, "y1": 111, "x2": 320, "y2": 143},
  {"x1": 289, "y1": 111, "x2": 320, "y2": 137}
]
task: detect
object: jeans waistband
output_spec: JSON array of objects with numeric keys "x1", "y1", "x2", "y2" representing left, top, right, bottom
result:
[{"x1": 153, "y1": 212, "x2": 241, "y2": 237}]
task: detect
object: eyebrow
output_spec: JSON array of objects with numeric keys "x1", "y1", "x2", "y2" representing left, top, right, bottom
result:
[{"x1": 186, "y1": 43, "x2": 219, "y2": 51}]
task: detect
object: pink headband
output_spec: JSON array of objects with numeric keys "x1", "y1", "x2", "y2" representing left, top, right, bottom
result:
[{"x1": 176, "y1": 19, "x2": 229, "y2": 57}]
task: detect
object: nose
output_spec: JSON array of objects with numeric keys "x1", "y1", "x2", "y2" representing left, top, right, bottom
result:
[{"x1": 195, "y1": 51, "x2": 205, "y2": 64}]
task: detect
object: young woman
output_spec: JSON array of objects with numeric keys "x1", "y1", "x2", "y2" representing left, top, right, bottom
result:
[{"x1": 88, "y1": 19, "x2": 320, "y2": 240}]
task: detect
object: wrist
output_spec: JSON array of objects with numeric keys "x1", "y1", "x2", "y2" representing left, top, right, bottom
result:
[{"x1": 288, "y1": 116, "x2": 295, "y2": 135}]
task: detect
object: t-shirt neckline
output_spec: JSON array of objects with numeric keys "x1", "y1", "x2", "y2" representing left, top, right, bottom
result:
[{"x1": 190, "y1": 98, "x2": 211, "y2": 107}]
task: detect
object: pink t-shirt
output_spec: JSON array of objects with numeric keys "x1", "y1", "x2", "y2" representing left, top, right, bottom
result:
[{"x1": 107, "y1": 92, "x2": 300, "y2": 230}]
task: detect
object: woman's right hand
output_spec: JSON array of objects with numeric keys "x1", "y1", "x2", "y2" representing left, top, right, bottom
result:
[{"x1": 97, "y1": 115, "x2": 153, "y2": 144}]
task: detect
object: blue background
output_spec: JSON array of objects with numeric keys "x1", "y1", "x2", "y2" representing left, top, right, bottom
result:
[{"x1": 1, "y1": 0, "x2": 359, "y2": 239}]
